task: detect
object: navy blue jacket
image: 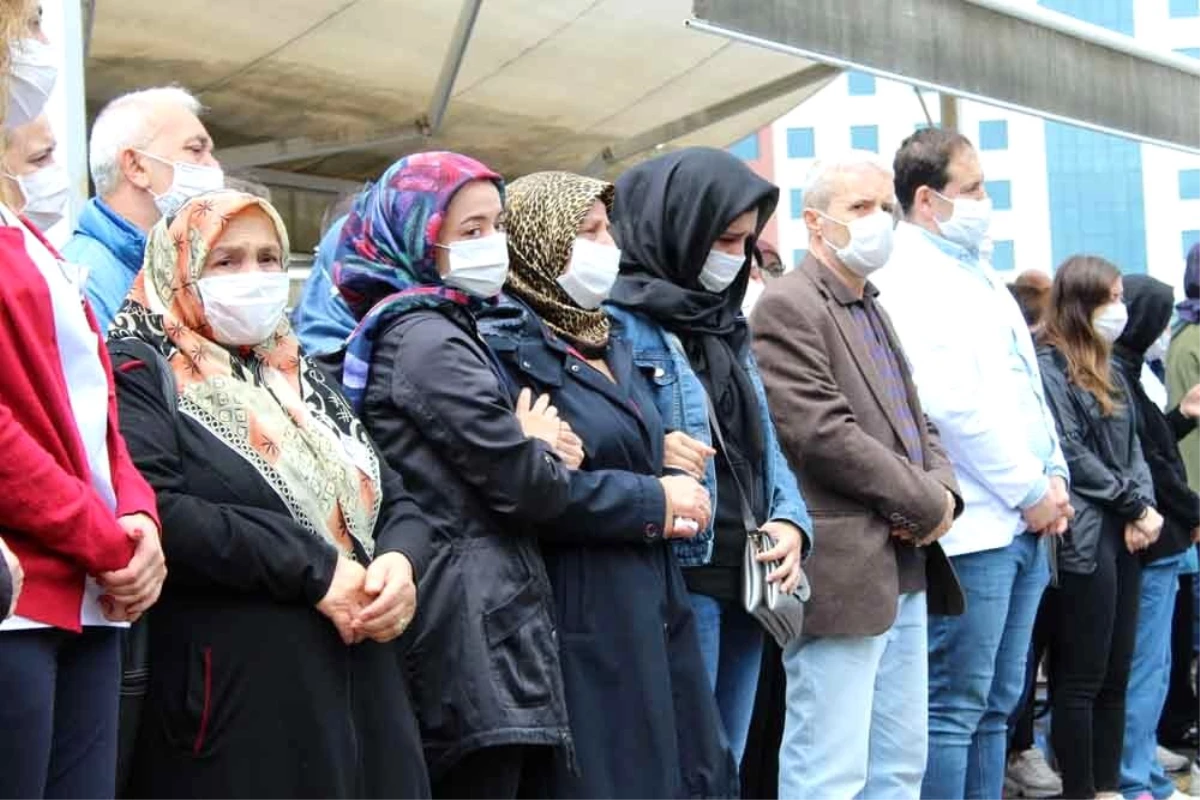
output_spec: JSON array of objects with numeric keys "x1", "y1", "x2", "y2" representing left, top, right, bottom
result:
[{"x1": 479, "y1": 297, "x2": 739, "y2": 799}]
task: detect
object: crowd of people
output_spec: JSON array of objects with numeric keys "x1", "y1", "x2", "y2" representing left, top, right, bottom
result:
[{"x1": 1, "y1": 2, "x2": 1199, "y2": 799}]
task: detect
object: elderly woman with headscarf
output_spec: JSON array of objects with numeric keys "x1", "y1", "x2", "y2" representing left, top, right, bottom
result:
[
  {"x1": 107, "y1": 190, "x2": 433, "y2": 799},
  {"x1": 604, "y1": 147, "x2": 812, "y2": 770},
  {"x1": 473, "y1": 170, "x2": 737, "y2": 798}
]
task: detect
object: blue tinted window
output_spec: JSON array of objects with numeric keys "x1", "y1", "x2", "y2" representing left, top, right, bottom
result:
[
  {"x1": 787, "y1": 128, "x2": 815, "y2": 159},
  {"x1": 790, "y1": 189, "x2": 804, "y2": 220},
  {"x1": 986, "y1": 180, "x2": 1013, "y2": 211},
  {"x1": 728, "y1": 134, "x2": 759, "y2": 162},
  {"x1": 850, "y1": 125, "x2": 879, "y2": 153},
  {"x1": 1039, "y1": 0, "x2": 1134, "y2": 33},
  {"x1": 1176, "y1": 47, "x2": 1200, "y2": 59},
  {"x1": 793, "y1": 249, "x2": 808, "y2": 267},
  {"x1": 1180, "y1": 169, "x2": 1200, "y2": 200},
  {"x1": 847, "y1": 72, "x2": 876, "y2": 96},
  {"x1": 979, "y1": 120, "x2": 1009, "y2": 150},
  {"x1": 991, "y1": 240, "x2": 1016, "y2": 271},
  {"x1": 1044, "y1": 121, "x2": 1147, "y2": 273},
  {"x1": 1169, "y1": 0, "x2": 1199, "y2": 18}
]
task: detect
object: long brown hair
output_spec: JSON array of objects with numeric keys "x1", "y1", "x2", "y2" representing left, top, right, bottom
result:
[{"x1": 1041, "y1": 255, "x2": 1123, "y2": 415}]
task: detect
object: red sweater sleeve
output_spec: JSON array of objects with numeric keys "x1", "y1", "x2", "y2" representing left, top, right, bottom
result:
[{"x1": 0, "y1": 394, "x2": 134, "y2": 574}]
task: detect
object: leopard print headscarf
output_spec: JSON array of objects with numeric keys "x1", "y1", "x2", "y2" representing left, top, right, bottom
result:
[{"x1": 504, "y1": 172, "x2": 615, "y2": 352}]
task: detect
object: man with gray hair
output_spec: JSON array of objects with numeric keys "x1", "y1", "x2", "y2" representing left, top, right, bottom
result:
[
  {"x1": 64, "y1": 86, "x2": 223, "y2": 329},
  {"x1": 751, "y1": 151, "x2": 964, "y2": 798}
]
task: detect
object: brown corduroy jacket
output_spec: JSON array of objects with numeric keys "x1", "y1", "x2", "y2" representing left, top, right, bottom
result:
[{"x1": 751, "y1": 255, "x2": 965, "y2": 637}]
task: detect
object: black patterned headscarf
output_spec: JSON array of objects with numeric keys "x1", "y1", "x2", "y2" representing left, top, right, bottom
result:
[{"x1": 503, "y1": 171, "x2": 615, "y2": 353}]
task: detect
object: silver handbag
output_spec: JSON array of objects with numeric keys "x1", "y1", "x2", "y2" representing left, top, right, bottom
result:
[
  {"x1": 742, "y1": 529, "x2": 810, "y2": 648},
  {"x1": 703, "y1": 391, "x2": 810, "y2": 649}
]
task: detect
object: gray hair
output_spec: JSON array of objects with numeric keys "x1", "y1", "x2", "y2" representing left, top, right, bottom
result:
[
  {"x1": 802, "y1": 151, "x2": 893, "y2": 213},
  {"x1": 88, "y1": 86, "x2": 203, "y2": 197}
]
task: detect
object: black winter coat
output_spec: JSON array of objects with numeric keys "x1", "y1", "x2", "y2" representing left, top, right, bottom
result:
[
  {"x1": 360, "y1": 305, "x2": 577, "y2": 780},
  {"x1": 111, "y1": 348, "x2": 432, "y2": 799},
  {"x1": 1112, "y1": 275, "x2": 1200, "y2": 563},
  {"x1": 1038, "y1": 344, "x2": 1155, "y2": 575},
  {"x1": 478, "y1": 297, "x2": 739, "y2": 798}
]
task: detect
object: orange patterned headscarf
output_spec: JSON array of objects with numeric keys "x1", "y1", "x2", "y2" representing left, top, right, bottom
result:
[{"x1": 110, "y1": 190, "x2": 381, "y2": 557}]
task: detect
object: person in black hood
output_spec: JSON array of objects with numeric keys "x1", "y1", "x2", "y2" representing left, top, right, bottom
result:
[
  {"x1": 1112, "y1": 275, "x2": 1200, "y2": 800},
  {"x1": 605, "y1": 147, "x2": 813, "y2": 780}
]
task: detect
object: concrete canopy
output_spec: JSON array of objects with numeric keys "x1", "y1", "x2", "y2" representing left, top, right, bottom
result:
[
  {"x1": 84, "y1": 0, "x2": 838, "y2": 185},
  {"x1": 690, "y1": 0, "x2": 1200, "y2": 154}
]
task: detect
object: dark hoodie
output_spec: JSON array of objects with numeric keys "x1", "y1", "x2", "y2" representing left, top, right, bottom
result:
[
  {"x1": 1113, "y1": 275, "x2": 1200, "y2": 562},
  {"x1": 608, "y1": 147, "x2": 780, "y2": 593}
]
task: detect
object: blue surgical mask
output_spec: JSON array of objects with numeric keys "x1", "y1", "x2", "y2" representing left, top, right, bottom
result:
[{"x1": 698, "y1": 249, "x2": 745, "y2": 293}]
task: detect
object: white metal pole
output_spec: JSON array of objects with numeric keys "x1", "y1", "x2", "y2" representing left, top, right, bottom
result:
[{"x1": 41, "y1": 0, "x2": 89, "y2": 249}]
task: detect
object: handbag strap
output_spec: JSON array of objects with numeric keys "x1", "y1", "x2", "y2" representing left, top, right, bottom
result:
[
  {"x1": 700, "y1": 387, "x2": 761, "y2": 540},
  {"x1": 661, "y1": 330, "x2": 760, "y2": 539}
]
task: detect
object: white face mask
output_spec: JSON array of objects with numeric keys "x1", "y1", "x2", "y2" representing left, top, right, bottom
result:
[
  {"x1": 698, "y1": 249, "x2": 746, "y2": 293},
  {"x1": 557, "y1": 237, "x2": 620, "y2": 309},
  {"x1": 7, "y1": 161, "x2": 69, "y2": 230},
  {"x1": 1092, "y1": 301, "x2": 1129, "y2": 344},
  {"x1": 136, "y1": 150, "x2": 225, "y2": 218},
  {"x1": 819, "y1": 210, "x2": 896, "y2": 277},
  {"x1": 198, "y1": 272, "x2": 290, "y2": 346},
  {"x1": 933, "y1": 190, "x2": 992, "y2": 252},
  {"x1": 1146, "y1": 329, "x2": 1170, "y2": 363},
  {"x1": 440, "y1": 232, "x2": 510, "y2": 298},
  {"x1": 7, "y1": 39, "x2": 56, "y2": 129}
]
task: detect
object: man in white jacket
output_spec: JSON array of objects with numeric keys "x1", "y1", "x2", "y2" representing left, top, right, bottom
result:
[{"x1": 873, "y1": 128, "x2": 1073, "y2": 800}]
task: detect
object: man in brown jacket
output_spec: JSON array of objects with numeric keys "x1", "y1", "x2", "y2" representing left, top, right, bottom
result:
[{"x1": 751, "y1": 152, "x2": 964, "y2": 800}]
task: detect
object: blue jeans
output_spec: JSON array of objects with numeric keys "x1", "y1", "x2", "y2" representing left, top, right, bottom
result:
[
  {"x1": 0, "y1": 626, "x2": 122, "y2": 799},
  {"x1": 779, "y1": 592, "x2": 928, "y2": 800},
  {"x1": 924, "y1": 534, "x2": 1050, "y2": 800},
  {"x1": 1120, "y1": 554, "x2": 1184, "y2": 800},
  {"x1": 688, "y1": 593, "x2": 764, "y2": 766}
]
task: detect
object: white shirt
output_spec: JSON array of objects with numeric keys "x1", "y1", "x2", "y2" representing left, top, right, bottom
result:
[
  {"x1": 872, "y1": 222, "x2": 1067, "y2": 557},
  {"x1": 0, "y1": 206, "x2": 124, "y2": 631}
]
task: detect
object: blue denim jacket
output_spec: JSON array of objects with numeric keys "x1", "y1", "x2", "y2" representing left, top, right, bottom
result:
[{"x1": 607, "y1": 304, "x2": 813, "y2": 566}]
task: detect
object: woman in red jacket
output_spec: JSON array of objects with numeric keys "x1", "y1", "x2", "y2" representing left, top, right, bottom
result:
[{"x1": 0, "y1": 5, "x2": 166, "y2": 799}]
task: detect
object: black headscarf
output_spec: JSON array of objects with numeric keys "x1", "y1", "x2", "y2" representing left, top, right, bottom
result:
[
  {"x1": 608, "y1": 147, "x2": 779, "y2": 507},
  {"x1": 1178, "y1": 243, "x2": 1200, "y2": 325},
  {"x1": 1115, "y1": 274, "x2": 1174, "y2": 367}
]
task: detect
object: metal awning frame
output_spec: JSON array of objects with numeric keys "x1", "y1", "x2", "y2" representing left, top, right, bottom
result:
[{"x1": 686, "y1": 0, "x2": 1200, "y2": 155}]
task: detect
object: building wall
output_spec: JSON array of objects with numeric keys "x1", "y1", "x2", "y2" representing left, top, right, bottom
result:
[{"x1": 727, "y1": 0, "x2": 1200, "y2": 295}]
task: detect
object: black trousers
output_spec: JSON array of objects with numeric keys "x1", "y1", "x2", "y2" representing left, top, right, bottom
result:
[
  {"x1": 431, "y1": 745, "x2": 555, "y2": 800},
  {"x1": 1050, "y1": 521, "x2": 1142, "y2": 799},
  {"x1": 1159, "y1": 569, "x2": 1198, "y2": 745},
  {"x1": 1009, "y1": 587, "x2": 1057, "y2": 753},
  {"x1": 0, "y1": 627, "x2": 122, "y2": 799}
]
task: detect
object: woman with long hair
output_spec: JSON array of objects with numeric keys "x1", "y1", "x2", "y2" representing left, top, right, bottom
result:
[
  {"x1": 1037, "y1": 255, "x2": 1164, "y2": 799},
  {"x1": 0, "y1": 4, "x2": 168, "y2": 797}
]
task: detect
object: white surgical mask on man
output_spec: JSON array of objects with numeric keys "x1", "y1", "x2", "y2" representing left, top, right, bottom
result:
[
  {"x1": 557, "y1": 237, "x2": 621, "y2": 309},
  {"x1": 698, "y1": 249, "x2": 745, "y2": 293},
  {"x1": 1093, "y1": 301, "x2": 1129, "y2": 344},
  {"x1": 7, "y1": 161, "x2": 69, "y2": 230},
  {"x1": 933, "y1": 190, "x2": 992, "y2": 252},
  {"x1": 136, "y1": 150, "x2": 225, "y2": 218},
  {"x1": 7, "y1": 39, "x2": 56, "y2": 129},
  {"x1": 819, "y1": 209, "x2": 896, "y2": 277},
  {"x1": 198, "y1": 272, "x2": 290, "y2": 346},
  {"x1": 439, "y1": 232, "x2": 510, "y2": 298}
]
